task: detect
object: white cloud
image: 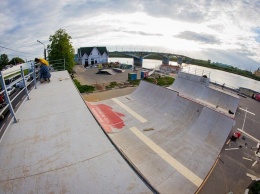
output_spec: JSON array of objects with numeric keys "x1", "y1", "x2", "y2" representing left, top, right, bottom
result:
[{"x1": 0, "y1": 0, "x2": 259, "y2": 70}]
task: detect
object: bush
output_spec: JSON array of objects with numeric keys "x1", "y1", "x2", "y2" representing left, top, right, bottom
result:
[
  {"x1": 128, "y1": 80, "x2": 141, "y2": 86},
  {"x1": 145, "y1": 76, "x2": 174, "y2": 86},
  {"x1": 157, "y1": 76, "x2": 174, "y2": 86},
  {"x1": 109, "y1": 81, "x2": 118, "y2": 88},
  {"x1": 73, "y1": 79, "x2": 95, "y2": 93}
]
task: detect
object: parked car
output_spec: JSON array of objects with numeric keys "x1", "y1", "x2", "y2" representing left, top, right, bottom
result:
[
  {"x1": 0, "y1": 103, "x2": 9, "y2": 119},
  {"x1": 0, "y1": 93, "x2": 5, "y2": 108},
  {"x1": 0, "y1": 93, "x2": 5, "y2": 104},
  {"x1": 7, "y1": 87, "x2": 15, "y2": 96},
  {"x1": 15, "y1": 77, "x2": 29, "y2": 89}
]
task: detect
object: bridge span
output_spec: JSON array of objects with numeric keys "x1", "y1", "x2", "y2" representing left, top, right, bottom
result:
[{"x1": 110, "y1": 51, "x2": 190, "y2": 67}]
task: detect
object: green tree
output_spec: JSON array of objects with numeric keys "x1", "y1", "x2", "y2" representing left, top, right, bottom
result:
[
  {"x1": 9, "y1": 57, "x2": 25, "y2": 65},
  {"x1": 0, "y1": 54, "x2": 9, "y2": 70},
  {"x1": 47, "y1": 28, "x2": 75, "y2": 72}
]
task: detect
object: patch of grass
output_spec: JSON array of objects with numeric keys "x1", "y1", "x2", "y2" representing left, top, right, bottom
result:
[
  {"x1": 73, "y1": 79, "x2": 95, "y2": 93},
  {"x1": 157, "y1": 76, "x2": 174, "y2": 86},
  {"x1": 105, "y1": 81, "x2": 118, "y2": 90},
  {"x1": 145, "y1": 76, "x2": 174, "y2": 86},
  {"x1": 249, "y1": 181, "x2": 260, "y2": 194},
  {"x1": 128, "y1": 80, "x2": 141, "y2": 86},
  {"x1": 109, "y1": 81, "x2": 118, "y2": 88}
]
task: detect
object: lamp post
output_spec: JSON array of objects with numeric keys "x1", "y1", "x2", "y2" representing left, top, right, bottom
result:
[{"x1": 37, "y1": 40, "x2": 46, "y2": 59}]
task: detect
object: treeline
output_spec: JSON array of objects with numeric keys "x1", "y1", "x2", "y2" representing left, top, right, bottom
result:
[
  {"x1": 108, "y1": 52, "x2": 260, "y2": 81},
  {"x1": 0, "y1": 54, "x2": 25, "y2": 70},
  {"x1": 190, "y1": 59, "x2": 260, "y2": 81}
]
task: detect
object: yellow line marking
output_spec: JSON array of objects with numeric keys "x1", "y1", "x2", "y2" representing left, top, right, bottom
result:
[
  {"x1": 112, "y1": 98, "x2": 147, "y2": 123},
  {"x1": 130, "y1": 127, "x2": 203, "y2": 187}
]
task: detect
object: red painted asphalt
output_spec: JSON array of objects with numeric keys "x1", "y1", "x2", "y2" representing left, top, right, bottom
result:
[{"x1": 87, "y1": 102, "x2": 125, "y2": 133}]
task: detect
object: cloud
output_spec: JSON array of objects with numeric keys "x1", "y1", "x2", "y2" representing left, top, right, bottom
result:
[
  {"x1": 0, "y1": 0, "x2": 260, "y2": 70},
  {"x1": 121, "y1": 30, "x2": 163, "y2": 37},
  {"x1": 253, "y1": 27, "x2": 260, "y2": 43},
  {"x1": 189, "y1": 48, "x2": 260, "y2": 71},
  {"x1": 175, "y1": 31, "x2": 220, "y2": 44}
]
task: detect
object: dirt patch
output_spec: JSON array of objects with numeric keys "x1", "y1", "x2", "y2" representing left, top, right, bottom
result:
[{"x1": 82, "y1": 87, "x2": 137, "y2": 102}]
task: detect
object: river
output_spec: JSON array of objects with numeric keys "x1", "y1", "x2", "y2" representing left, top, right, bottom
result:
[{"x1": 109, "y1": 57, "x2": 260, "y2": 92}]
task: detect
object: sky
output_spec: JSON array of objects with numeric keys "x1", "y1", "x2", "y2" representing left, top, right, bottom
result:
[{"x1": 0, "y1": 0, "x2": 260, "y2": 71}]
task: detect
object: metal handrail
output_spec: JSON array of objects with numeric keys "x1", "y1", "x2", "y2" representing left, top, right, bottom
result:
[
  {"x1": 181, "y1": 67, "x2": 211, "y2": 78},
  {"x1": 0, "y1": 58, "x2": 68, "y2": 123},
  {"x1": 0, "y1": 62, "x2": 37, "y2": 122}
]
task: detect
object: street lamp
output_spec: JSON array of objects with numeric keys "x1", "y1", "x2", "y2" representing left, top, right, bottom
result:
[{"x1": 37, "y1": 40, "x2": 46, "y2": 59}]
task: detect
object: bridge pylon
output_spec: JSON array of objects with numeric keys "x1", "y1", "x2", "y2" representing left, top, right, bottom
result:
[{"x1": 134, "y1": 56, "x2": 143, "y2": 67}]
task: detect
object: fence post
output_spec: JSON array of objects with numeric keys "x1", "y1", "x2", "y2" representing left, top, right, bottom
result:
[
  {"x1": 20, "y1": 66, "x2": 30, "y2": 100},
  {"x1": 64, "y1": 58, "x2": 65, "y2": 70},
  {"x1": 0, "y1": 72, "x2": 19, "y2": 123},
  {"x1": 32, "y1": 63, "x2": 37, "y2": 89}
]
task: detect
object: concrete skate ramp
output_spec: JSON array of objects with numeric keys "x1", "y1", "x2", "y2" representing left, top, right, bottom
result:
[
  {"x1": 0, "y1": 71, "x2": 151, "y2": 194},
  {"x1": 87, "y1": 81, "x2": 235, "y2": 194},
  {"x1": 169, "y1": 72, "x2": 239, "y2": 115}
]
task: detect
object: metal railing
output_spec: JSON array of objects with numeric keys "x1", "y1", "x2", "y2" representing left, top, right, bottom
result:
[
  {"x1": 49, "y1": 58, "x2": 69, "y2": 71},
  {"x1": 0, "y1": 63, "x2": 38, "y2": 123},
  {"x1": 209, "y1": 80, "x2": 239, "y2": 94},
  {"x1": 181, "y1": 66, "x2": 211, "y2": 78}
]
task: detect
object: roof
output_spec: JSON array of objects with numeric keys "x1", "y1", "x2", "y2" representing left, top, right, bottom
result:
[
  {"x1": 78, "y1": 47, "x2": 108, "y2": 56},
  {"x1": 0, "y1": 71, "x2": 151, "y2": 193}
]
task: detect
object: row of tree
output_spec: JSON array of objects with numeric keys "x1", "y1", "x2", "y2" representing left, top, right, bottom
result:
[
  {"x1": 0, "y1": 54, "x2": 25, "y2": 70},
  {"x1": 0, "y1": 28, "x2": 75, "y2": 72}
]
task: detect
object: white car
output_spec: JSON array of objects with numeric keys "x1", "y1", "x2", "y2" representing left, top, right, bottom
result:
[
  {"x1": 15, "y1": 77, "x2": 29, "y2": 88},
  {"x1": 7, "y1": 87, "x2": 15, "y2": 96}
]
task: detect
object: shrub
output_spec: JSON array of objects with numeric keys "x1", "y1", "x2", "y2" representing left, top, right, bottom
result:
[
  {"x1": 73, "y1": 79, "x2": 95, "y2": 93},
  {"x1": 145, "y1": 76, "x2": 174, "y2": 86},
  {"x1": 128, "y1": 80, "x2": 141, "y2": 86}
]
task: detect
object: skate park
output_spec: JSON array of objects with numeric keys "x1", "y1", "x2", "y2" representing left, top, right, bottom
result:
[
  {"x1": 0, "y1": 70, "x2": 259, "y2": 193},
  {"x1": 86, "y1": 72, "x2": 238, "y2": 193}
]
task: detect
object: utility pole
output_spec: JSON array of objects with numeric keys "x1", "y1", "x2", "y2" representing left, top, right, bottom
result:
[{"x1": 37, "y1": 40, "x2": 46, "y2": 59}]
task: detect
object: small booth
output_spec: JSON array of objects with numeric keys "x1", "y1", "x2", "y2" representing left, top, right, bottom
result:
[{"x1": 128, "y1": 73, "x2": 137, "y2": 81}]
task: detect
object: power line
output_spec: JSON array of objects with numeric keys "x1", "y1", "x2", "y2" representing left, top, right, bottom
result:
[{"x1": 0, "y1": 45, "x2": 31, "y2": 55}]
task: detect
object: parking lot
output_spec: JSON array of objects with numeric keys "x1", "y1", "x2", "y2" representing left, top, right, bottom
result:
[
  {"x1": 73, "y1": 65, "x2": 140, "y2": 86},
  {"x1": 200, "y1": 96, "x2": 260, "y2": 193}
]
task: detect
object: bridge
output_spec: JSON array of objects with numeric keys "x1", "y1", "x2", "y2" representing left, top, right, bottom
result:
[{"x1": 110, "y1": 51, "x2": 191, "y2": 66}]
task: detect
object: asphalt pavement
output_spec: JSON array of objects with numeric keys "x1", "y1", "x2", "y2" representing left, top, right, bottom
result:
[{"x1": 199, "y1": 94, "x2": 260, "y2": 193}]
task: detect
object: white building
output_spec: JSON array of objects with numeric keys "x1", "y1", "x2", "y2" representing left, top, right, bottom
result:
[{"x1": 77, "y1": 47, "x2": 108, "y2": 66}]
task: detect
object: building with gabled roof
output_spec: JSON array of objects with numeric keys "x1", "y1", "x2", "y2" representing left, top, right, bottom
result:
[
  {"x1": 77, "y1": 46, "x2": 108, "y2": 67},
  {"x1": 254, "y1": 68, "x2": 260, "y2": 77}
]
